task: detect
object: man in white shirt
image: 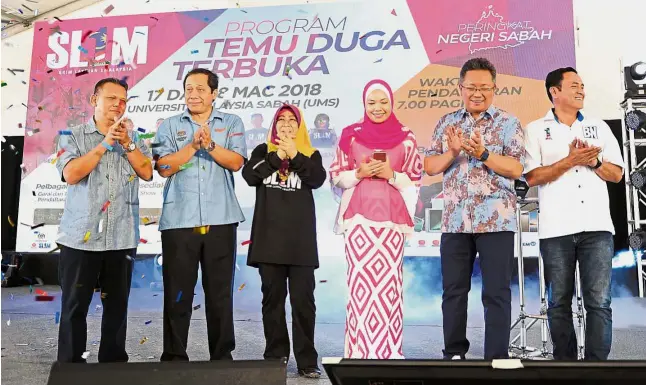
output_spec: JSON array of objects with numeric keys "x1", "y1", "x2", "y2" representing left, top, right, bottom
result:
[{"x1": 524, "y1": 67, "x2": 624, "y2": 360}]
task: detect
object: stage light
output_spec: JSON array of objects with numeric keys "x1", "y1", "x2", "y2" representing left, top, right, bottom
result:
[
  {"x1": 624, "y1": 61, "x2": 646, "y2": 99},
  {"x1": 629, "y1": 168, "x2": 646, "y2": 189},
  {"x1": 626, "y1": 109, "x2": 646, "y2": 131},
  {"x1": 630, "y1": 61, "x2": 646, "y2": 81},
  {"x1": 628, "y1": 229, "x2": 646, "y2": 251},
  {"x1": 514, "y1": 178, "x2": 529, "y2": 199}
]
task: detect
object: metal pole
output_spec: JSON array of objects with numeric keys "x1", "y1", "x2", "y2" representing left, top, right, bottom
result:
[
  {"x1": 515, "y1": 202, "x2": 527, "y2": 352},
  {"x1": 575, "y1": 262, "x2": 585, "y2": 360},
  {"x1": 538, "y1": 247, "x2": 550, "y2": 355}
]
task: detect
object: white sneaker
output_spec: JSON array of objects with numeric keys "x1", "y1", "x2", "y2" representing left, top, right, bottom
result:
[{"x1": 451, "y1": 355, "x2": 463, "y2": 360}]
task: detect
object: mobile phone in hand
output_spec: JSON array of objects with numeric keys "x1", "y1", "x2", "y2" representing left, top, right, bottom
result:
[
  {"x1": 373, "y1": 151, "x2": 387, "y2": 162},
  {"x1": 372, "y1": 151, "x2": 386, "y2": 179}
]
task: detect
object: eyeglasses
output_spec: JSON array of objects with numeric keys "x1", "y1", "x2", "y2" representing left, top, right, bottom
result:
[{"x1": 460, "y1": 85, "x2": 496, "y2": 94}]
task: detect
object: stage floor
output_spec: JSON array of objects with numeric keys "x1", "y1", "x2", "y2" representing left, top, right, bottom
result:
[{"x1": 2, "y1": 285, "x2": 646, "y2": 385}]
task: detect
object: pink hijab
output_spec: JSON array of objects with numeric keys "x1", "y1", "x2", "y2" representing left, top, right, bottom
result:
[{"x1": 338, "y1": 79, "x2": 408, "y2": 154}]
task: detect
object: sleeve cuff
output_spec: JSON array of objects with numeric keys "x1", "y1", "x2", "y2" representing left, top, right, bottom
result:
[
  {"x1": 267, "y1": 151, "x2": 283, "y2": 169},
  {"x1": 391, "y1": 171, "x2": 414, "y2": 191},
  {"x1": 333, "y1": 169, "x2": 361, "y2": 189},
  {"x1": 289, "y1": 152, "x2": 306, "y2": 169}
]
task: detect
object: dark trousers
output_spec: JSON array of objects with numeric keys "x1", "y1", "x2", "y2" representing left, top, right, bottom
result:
[
  {"x1": 440, "y1": 232, "x2": 514, "y2": 360},
  {"x1": 540, "y1": 231, "x2": 613, "y2": 361},
  {"x1": 258, "y1": 263, "x2": 318, "y2": 370},
  {"x1": 160, "y1": 225, "x2": 237, "y2": 361},
  {"x1": 57, "y1": 245, "x2": 134, "y2": 363}
]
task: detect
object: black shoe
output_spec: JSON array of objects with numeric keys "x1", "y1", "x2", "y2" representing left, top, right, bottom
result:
[{"x1": 298, "y1": 367, "x2": 321, "y2": 379}]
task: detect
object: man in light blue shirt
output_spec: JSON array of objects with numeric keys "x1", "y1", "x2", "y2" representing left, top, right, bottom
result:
[
  {"x1": 56, "y1": 78, "x2": 153, "y2": 363},
  {"x1": 152, "y1": 68, "x2": 246, "y2": 361}
]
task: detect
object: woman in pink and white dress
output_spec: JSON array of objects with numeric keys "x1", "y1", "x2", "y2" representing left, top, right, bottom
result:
[{"x1": 330, "y1": 79, "x2": 423, "y2": 359}]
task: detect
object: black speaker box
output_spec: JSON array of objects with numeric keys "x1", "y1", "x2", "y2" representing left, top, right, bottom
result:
[
  {"x1": 323, "y1": 358, "x2": 646, "y2": 385},
  {"x1": 47, "y1": 358, "x2": 287, "y2": 385}
]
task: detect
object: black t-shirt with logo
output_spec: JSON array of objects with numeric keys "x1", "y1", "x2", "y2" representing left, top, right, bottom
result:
[{"x1": 241, "y1": 143, "x2": 327, "y2": 268}]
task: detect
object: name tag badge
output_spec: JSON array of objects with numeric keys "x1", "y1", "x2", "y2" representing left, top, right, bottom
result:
[
  {"x1": 582, "y1": 125, "x2": 598, "y2": 139},
  {"x1": 176, "y1": 130, "x2": 187, "y2": 141}
]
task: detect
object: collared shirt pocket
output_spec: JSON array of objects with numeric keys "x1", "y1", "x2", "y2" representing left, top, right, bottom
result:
[{"x1": 212, "y1": 125, "x2": 229, "y2": 148}]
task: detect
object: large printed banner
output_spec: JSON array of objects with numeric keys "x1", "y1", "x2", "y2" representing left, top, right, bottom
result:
[{"x1": 17, "y1": 0, "x2": 574, "y2": 256}]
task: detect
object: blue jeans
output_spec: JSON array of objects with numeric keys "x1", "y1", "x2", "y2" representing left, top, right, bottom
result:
[{"x1": 540, "y1": 231, "x2": 613, "y2": 360}]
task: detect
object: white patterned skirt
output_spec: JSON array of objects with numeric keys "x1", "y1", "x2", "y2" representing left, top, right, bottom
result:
[{"x1": 343, "y1": 224, "x2": 405, "y2": 359}]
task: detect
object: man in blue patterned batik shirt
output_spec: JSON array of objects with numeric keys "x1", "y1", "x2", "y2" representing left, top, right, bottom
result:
[
  {"x1": 153, "y1": 68, "x2": 246, "y2": 361},
  {"x1": 56, "y1": 77, "x2": 153, "y2": 363},
  {"x1": 424, "y1": 58, "x2": 525, "y2": 360}
]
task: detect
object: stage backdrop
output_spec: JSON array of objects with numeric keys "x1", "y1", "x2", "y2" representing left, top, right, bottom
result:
[{"x1": 16, "y1": 0, "x2": 574, "y2": 257}]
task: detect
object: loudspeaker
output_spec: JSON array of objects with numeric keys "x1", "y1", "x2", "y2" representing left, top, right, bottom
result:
[
  {"x1": 322, "y1": 358, "x2": 646, "y2": 385},
  {"x1": 47, "y1": 359, "x2": 287, "y2": 385}
]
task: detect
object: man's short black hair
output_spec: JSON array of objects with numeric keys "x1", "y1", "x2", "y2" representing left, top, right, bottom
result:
[
  {"x1": 183, "y1": 68, "x2": 219, "y2": 92},
  {"x1": 545, "y1": 67, "x2": 578, "y2": 102},
  {"x1": 93, "y1": 78, "x2": 128, "y2": 95},
  {"x1": 459, "y1": 57, "x2": 497, "y2": 84}
]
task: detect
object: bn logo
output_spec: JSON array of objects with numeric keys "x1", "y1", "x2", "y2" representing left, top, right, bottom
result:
[
  {"x1": 582, "y1": 126, "x2": 598, "y2": 139},
  {"x1": 47, "y1": 26, "x2": 148, "y2": 69}
]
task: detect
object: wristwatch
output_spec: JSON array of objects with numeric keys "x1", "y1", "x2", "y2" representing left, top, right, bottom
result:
[
  {"x1": 207, "y1": 141, "x2": 217, "y2": 152},
  {"x1": 479, "y1": 149, "x2": 490, "y2": 161},
  {"x1": 592, "y1": 158, "x2": 602, "y2": 169},
  {"x1": 388, "y1": 172, "x2": 396, "y2": 185},
  {"x1": 125, "y1": 141, "x2": 136, "y2": 153}
]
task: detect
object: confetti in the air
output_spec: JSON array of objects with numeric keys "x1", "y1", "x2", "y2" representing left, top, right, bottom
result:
[
  {"x1": 1, "y1": 82, "x2": 6, "y2": 87},
  {"x1": 140, "y1": 337, "x2": 148, "y2": 344},
  {"x1": 58, "y1": 130, "x2": 72, "y2": 135},
  {"x1": 81, "y1": 30, "x2": 93, "y2": 42},
  {"x1": 179, "y1": 162, "x2": 194, "y2": 170},
  {"x1": 193, "y1": 304, "x2": 201, "y2": 311},
  {"x1": 319, "y1": 280, "x2": 328, "y2": 283},
  {"x1": 101, "y1": 292, "x2": 108, "y2": 299},
  {"x1": 159, "y1": 164, "x2": 171, "y2": 170},
  {"x1": 139, "y1": 238, "x2": 148, "y2": 244},
  {"x1": 145, "y1": 320, "x2": 152, "y2": 325},
  {"x1": 75, "y1": 70, "x2": 89, "y2": 77},
  {"x1": 374, "y1": 58, "x2": 383, "y2": 63},
  {"x1": 137, "y1": 127, "x2": 146, "y2": 133},
  {"x1": 391, "y1": 9, "x2": 397, "y2": 16},
  {"x1": 190, "y1": 50, "x2": 199, "y2": 54},
  {"x1": 81, "y1": 351, "x2": 90, "y2": 359},
  {"x1": 128, "y1": 174, "x2": 136, "y2": 183},
  {"x1": 78, "y1": 45, "x2": 88, "y2": 54},
  {"x1": 241, "y1": 240, "x2": 251, "y2": 246},
  {"x1": 55, "y1": 312, "x2": 60, "y2": 324},
  {"x1": 176, "y1": 291, "x2": 183, "y2": 302},
  {"x1": 104, "y1": 5, "x2": 115, "y2": 15},
  {"x1": 238, "y1": 283, "x2": 246, "y2": 291},
  {"x1": 7, "y1": 216, "x2": 15, "y2": 227},
  {"x1": 156, "y1": 87, "x2": 164, "y2": 95},
  {"x1": 98, "y1": 219, "x2": 103, "y2": 233},
  {"x1": 83, "y1": 231, "x2": 91, "y2": 243},
  {"x1": 101, "y1": 200, "x2": 111, "y2": 212},
  {"x1": 138, "y1": 132, "x2": 155, "y2": 139}
]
